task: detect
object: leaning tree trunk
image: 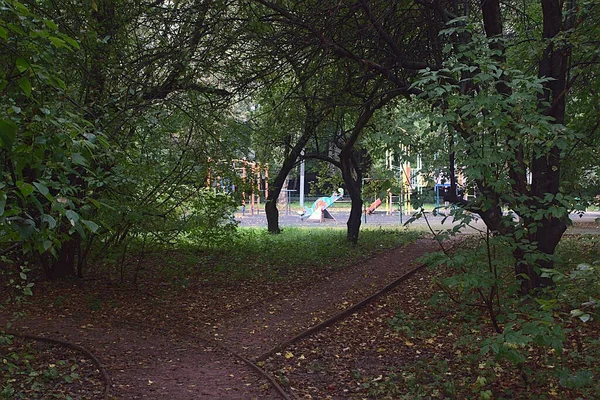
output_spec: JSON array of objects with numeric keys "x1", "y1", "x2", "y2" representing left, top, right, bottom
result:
[
  {"x1": 265, "y1": 166, "x2": 290, "y2": 234},
  {"x1": 340, "y1": 149, "x2": 363, "y2": 244},
  {"x1": 265, "y1": 146, "x2": 308, "y2": 233},
  {"x1": 265, "y1": 102, "x2": 321, "y2": 233},
  {"x1": 265, "y1": 176, "x2": 289, "y2": 233},
  {"x1": 265, "y1": 138, "x2": 313, "y2": 233}
]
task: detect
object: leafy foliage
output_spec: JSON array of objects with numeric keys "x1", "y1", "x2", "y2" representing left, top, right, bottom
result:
[
  {"x1": 0, "y1": 0, "x2": 100, "y2": 264},
  {"x1": 184, "y1": 189, "x2": 239, "y2": 248}
]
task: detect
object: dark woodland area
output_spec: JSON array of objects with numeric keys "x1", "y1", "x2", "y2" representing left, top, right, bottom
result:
[{"x1": 1, "y1": 0, "x2": 600, "y2": 398}]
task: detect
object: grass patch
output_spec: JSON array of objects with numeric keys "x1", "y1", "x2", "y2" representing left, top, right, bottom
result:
[
  {"x1": 104, "y1": 227, "x2": 421, "y2": 288},
  {"x1": 162, "y1": 227, "x2": 421, "y2": 284}
]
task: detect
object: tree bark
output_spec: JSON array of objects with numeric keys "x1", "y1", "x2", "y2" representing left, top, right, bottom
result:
[
  {"x1": 50, "y1": 238, "x2": 78, "y2": 279},
  {"x1": 265, "y1": 118, "x2": 317, "y2": 233},
  {"x1": 266, "y1": 167, "x2": 290, "y2": 233},
  {"x1": 516, "y1": 0, "x2": 570, "y2": 293},
  {"x1": 340, "y1": 149, "x2": 363, "y2": 244},
  {"x1": 478, "y1": 0, "x2": 571, "y2": 294}
]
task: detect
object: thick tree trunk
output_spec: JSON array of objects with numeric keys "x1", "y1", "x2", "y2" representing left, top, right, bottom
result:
[
  {"x1": 515, "y1": 0, "x2": 570, "y2": 293},
  {"x1": 265, "y1": 135, "x2": 314, "y2": 233},
  {"x1": 340, "y1": 150, "x2": 363, "y2": 244},
  {"x1": 346, "y1": 194, "x2": 363, "y2": 244},
  {"x1": 265, "y1": 165, "x2": 291, "y2": 234},
  {"x1": 478, "y1": 0, "x2": 571, "y2": 294},
  {"x1": 265, "y1": 188, "x2": 282, "y2": 233},
  {"x1": 514, "y1": 217, "x2": 566, "y2": 294}
]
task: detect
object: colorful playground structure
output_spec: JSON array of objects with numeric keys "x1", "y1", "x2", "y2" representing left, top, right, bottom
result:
[
  {"x1": 206, "y1": 158, "x2": 269, "y2": 216},
  {"x1": 299, "y1": 188, "x2": 344, "y2": 222},
  {"x1": 366, "y1": 198, "x2": 383, "y2": 214}
]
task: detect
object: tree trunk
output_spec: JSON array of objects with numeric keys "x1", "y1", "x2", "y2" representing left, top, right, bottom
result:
[
  {"x1": 265, "y1": 97, "x2": 321, "y2": 233},
  {"x1": 478, "y1": 0, "x2": 571, "y2": 294},
  {"x1": 340, "y1": 149, "x2": 363, "y2": 244},
  {"x1": 266, "y1": 148, "x2": 306, "y2": 233},
  {"x1": 514, "y1": 0, "x2": 570, "y2": 294},
  {"x1": 265, "y1": 189, "x2": 282, "y2": 233},
  {"x1": 514, "y1": 217, "x2": 566, "y2": 294},
  {"x1": 49, "y1": 238, "x2": 78, "y2": 279}
]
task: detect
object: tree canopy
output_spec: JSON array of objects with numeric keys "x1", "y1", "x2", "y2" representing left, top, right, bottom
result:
[{"x1": 1, "y1": 0, "x2": 599, "y2": 292}]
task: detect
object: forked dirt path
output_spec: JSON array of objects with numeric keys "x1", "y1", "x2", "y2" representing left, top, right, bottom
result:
[
  {"x1": 210, "y1": 238, "x2": 440, "y2": 360},
  {"x1": 3, "y1": 238, "x2": 440, "y2": 399}
]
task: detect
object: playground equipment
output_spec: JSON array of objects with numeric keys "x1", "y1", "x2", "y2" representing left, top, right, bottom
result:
[
  {"x1": 434, "y1": 183, "x2": 451, "y2": 209},
  {"x1": 366, "y1": 198, "x2": 382, "y2": 214},
  {"x1": 207, "y1": 158, "x2": 269, "y2": 216},
  {"x1": 300, "y1": 188, "x2": 344, "y2": 222}
]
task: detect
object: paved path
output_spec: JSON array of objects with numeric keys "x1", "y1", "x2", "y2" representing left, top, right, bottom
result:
[{"x1": 236, "y1": 209, "x2": 600, "y2": 233}]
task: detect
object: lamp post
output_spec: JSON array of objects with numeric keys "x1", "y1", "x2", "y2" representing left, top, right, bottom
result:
[{"x1": 299, "y1": 149, "x2": 305, "y2": 208}]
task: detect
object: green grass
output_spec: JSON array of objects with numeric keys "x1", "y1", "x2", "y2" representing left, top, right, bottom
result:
[{"x1": 163, "y1": 227, "x2": 421, "y2": 283}]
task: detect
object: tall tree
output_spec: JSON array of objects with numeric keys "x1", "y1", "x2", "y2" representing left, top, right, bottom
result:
[
  {"x1": 249, "y1": 0, "x2": 430, "y2": 239},
  {"x1": 414, "y1": 0, "x2": 598, "y2": 293},
  {"x1": 254, "y1": 0, "x2": 600, "y2": 292},
  {"x1": 2, "y1": 0, "x2": 239, "y2": 278}
]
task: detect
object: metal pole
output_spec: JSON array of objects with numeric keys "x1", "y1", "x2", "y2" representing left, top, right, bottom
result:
[
  {"x1": 299, "y1": 149, "x2": 305, "y2": 208},
  {"x1": 363, "y1": 178, "x2": 367, "y2": 224}
]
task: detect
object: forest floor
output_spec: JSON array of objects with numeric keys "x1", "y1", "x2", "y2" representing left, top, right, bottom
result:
[
  {"x1": 2, "y1": 237, "x2": 439, "y2": 399},
  {"x1": 2, "y1": 220, "x2": 599, "y2": 399}
]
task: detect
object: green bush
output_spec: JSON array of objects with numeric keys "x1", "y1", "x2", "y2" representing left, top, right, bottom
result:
[{"x1": 184, "y1": 189, "x2": 239, "y2": 248}]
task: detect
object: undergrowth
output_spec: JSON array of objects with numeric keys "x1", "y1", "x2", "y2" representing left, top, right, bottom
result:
[
  {"x1": 372, "y1": 234, "x2": 600, "y2": 399},
  {"x1": 102, "y1": 227, "x2": 421, "y2": 285}
]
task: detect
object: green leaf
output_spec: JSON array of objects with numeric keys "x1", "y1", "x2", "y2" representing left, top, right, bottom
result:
[
  {"x1": 43, "y1": 19, "x2": 58, "y2": 31},
  {"x1": 12, "y1": 1, "x2": 32, "y2": 16},
  {"x1": 41, "y1": 214, "x2": 57, "y2": 229},
  {"x1": 81, "y1": 219, "x2": 99, "y2": 233},
  {"x1": 51, "y1": 76, "x2": 67, "y2": 90},
  {"x1": 16, "y1": 181, "x2": 34, "y2": 197},
  {"x1": 18, "y1": 77, "x2": 32, "y2": 97},
  {"x1": 71, "y1": 152, "x2": 89, "y2": 166},
  {"x1": 59, "y1": 34, "x2": 80, "y2": 50},
  {"x1": 48, "y1": 36, "x2": 67, "y2": 49},
  {"x1": 65, "y1": 210, "x2": 79, "y2": 226},
  {"x1": 81, "y1": 219, "x2": 100, "y2": 233},
  {"x1": 0, "y1": 119, "x2": 17, "y2": 151},
  {"x1": 43, "y1": 240, "x2": 52, "y2": 251},
  {"x1": 0, "y1": 192, "x2": 6, "y2": 216},
  {"x1": 15, "y1": 57, "x2": 29, "y2": 72},
  {"x1": 0, "y1": 26, "x2": 7, "y2": 40},
  {"x1": 33, "y1": 181, "x2": 49, "y2": 196},
  {"x1": 20, "y1": 272, "x2": 27, "y2": 280},
  {"x1": 6, "y1": 23, "x2": 26, "y2": 37},
  {"x1": 13, "y1": 218, "x2": 36, "y2": 240}
]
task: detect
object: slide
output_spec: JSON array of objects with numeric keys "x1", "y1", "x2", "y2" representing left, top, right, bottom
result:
[
  {"x1": 366, "y1": 198, "x2": 382, "y2": 214},
  {"x1": 300, "y1": 188, "x2": 344, "y2": 221}
]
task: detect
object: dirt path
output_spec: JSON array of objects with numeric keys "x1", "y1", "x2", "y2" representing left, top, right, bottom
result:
[
  {"x1": 7, "y1": 316, "x2": 282, "y2": 399},
  {"x1": 3, "y1": 238, "x2": 440, "y2": 399},
  {"x1": 211, "y1": 238, "x2": 439, "y2": 360}
]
